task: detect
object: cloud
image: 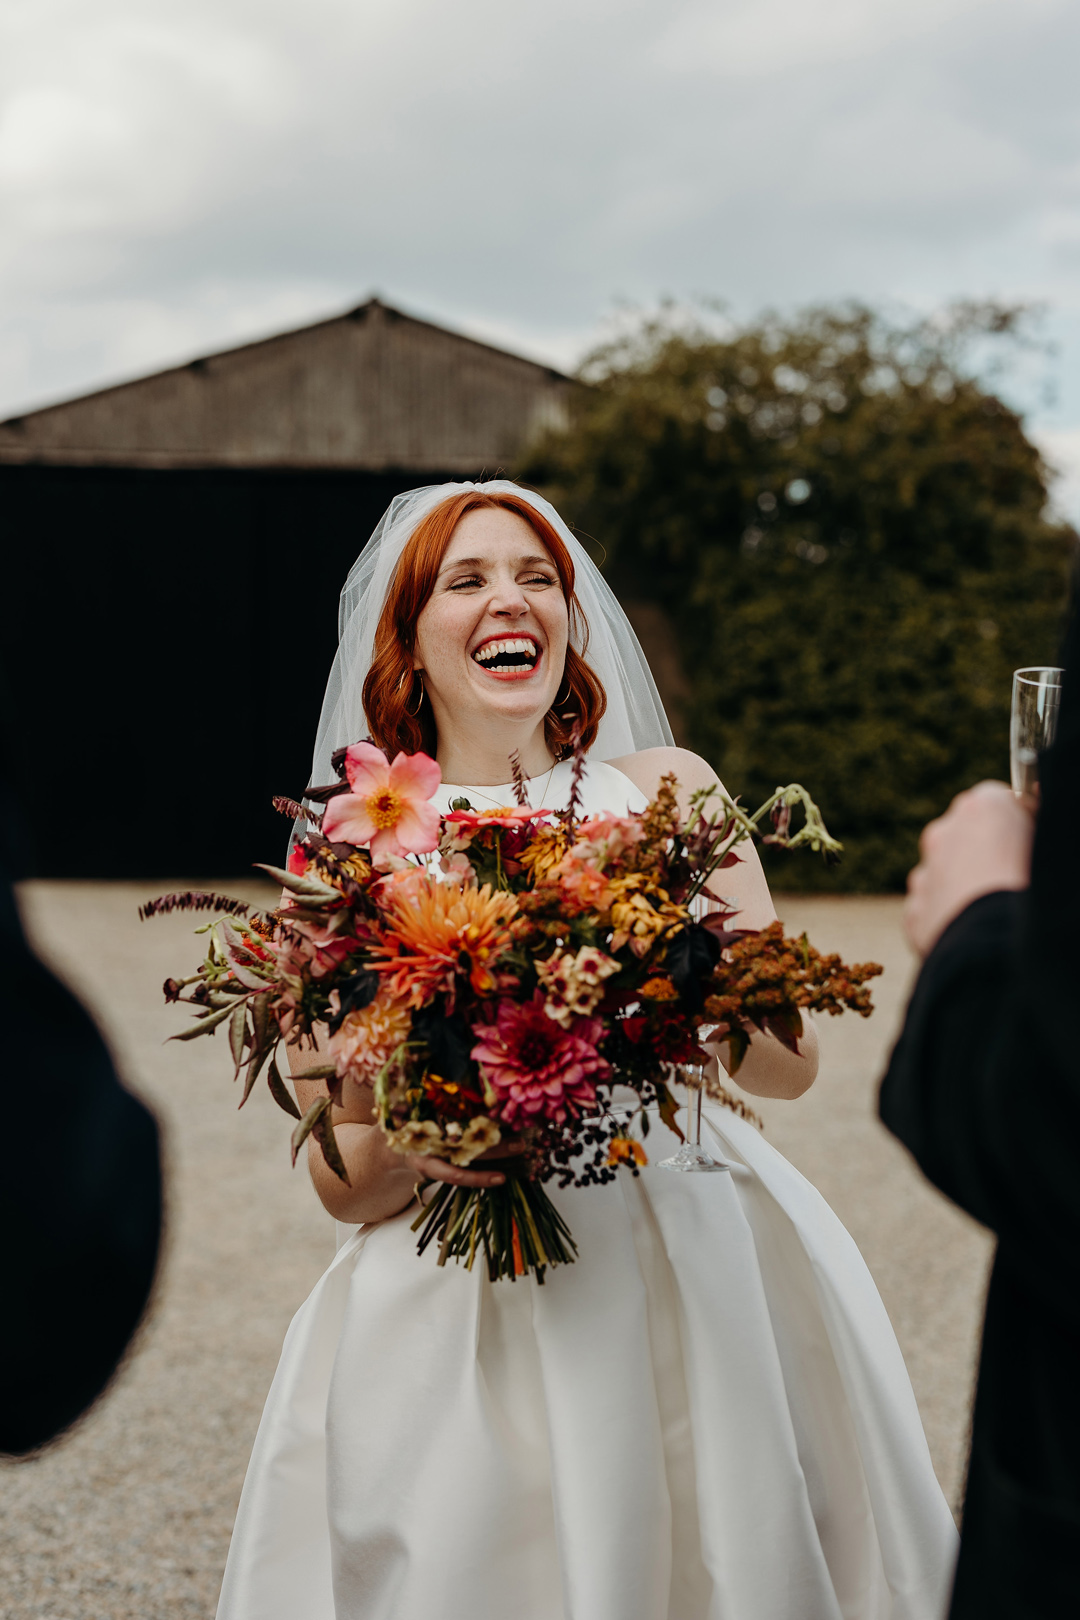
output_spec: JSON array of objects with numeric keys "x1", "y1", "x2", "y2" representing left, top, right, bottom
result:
[
  {"x1": 1, "y1": 0, "x2": 1079, "y2": 517},
  {"x1": 1031, "y1": 425, "x2": 1080, "y2": 527}
]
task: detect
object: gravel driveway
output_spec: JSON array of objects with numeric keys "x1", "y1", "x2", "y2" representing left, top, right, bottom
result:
[{"x1": 1, "y1": 883, "x2": 991, "y2": 1618}]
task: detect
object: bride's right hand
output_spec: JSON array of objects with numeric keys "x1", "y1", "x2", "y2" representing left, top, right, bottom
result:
[{"x1": 404, "y1": 1137, "x2": 528, "y2": 1192}]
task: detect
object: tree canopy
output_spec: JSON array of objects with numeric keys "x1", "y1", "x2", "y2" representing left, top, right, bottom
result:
[{"x1": 521, "y1": 303, "x2": 1075, "y2": 890}]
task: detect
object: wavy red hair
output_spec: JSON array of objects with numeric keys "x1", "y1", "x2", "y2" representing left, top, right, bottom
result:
[{"x1": 362, "y1": 490, "x2": 606, "y2": 761}]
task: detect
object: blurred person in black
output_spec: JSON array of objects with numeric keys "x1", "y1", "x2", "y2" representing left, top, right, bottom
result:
[
  {"x1": 0, "y1": 727, "x2": 162, "y2": 1455},
  {"x1": 880, "y1": 595, "x2": 1079, "y2": 1616}
]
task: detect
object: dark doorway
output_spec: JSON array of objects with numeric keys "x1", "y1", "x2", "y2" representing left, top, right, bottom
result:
[{"x1": 1, "y1": 464, "x2": 463, "y2": 877}]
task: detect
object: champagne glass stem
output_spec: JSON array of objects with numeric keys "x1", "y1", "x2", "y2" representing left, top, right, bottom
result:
[
  {"x1": 688, "y1": 1068, "x2": 704, "y2": 1147},
  {"x1": 657, "y1": 1058, "x2": 731, "y2": 1172}
]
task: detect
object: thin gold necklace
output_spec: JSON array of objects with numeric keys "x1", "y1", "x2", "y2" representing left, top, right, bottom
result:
[{"x1": 448, "y1": 758, "x2": 560, "y2": 810}]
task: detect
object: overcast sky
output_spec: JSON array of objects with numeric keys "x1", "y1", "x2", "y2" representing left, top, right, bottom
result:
[{"x1": 3, "y1": 0, "x2": 1079, "y2": 515}]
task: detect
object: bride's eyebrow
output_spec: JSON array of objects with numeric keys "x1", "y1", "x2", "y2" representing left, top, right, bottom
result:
[
  {"x1": 439, "y1": 556, "x2": 487, "y2": 573},
  {"x1": 438, "y1": 553, "x2": 555, "y2": 576}
]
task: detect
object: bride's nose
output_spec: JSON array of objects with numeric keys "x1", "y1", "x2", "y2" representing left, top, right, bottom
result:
[{"x1": 486, "y1": 579, "x2": 530, "y2": 618}]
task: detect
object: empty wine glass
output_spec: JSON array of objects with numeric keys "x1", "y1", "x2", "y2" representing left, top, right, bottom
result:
[
  {"x1": 1010, "y1": 666, "x2": 1063, "y2": 798},
  {"x1": 658, "y1": 1025, "x2": 732, "y2": 1173}
]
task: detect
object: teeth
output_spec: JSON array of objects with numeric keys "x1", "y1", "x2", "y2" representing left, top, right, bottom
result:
[{"x1": 473, "y1": 638, "x2": 539, "y2": 666}]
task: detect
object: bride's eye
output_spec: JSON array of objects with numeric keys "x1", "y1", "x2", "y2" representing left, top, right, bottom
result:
[
  {"x1": 524, "y1": 573, "x2": 556, "y2": 587},
  {"x1": 448, "y1": 574, "x2": 485, "y2": 590}
]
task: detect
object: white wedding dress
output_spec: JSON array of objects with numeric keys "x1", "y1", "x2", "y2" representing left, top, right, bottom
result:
[{"x1": 217, "y1": 759, "x2": 957, "y2": 1620}]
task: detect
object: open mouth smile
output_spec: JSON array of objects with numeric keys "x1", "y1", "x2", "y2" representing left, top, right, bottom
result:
[{"x1": 471, "y1": 636, "x2": 542, "y2": 678}]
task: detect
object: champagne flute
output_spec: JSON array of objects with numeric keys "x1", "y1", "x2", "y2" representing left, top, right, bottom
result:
[
  {"x1": 658, "y1": 1025, "x2": 732, "y2": 1173},
  {"x1": 1010, "y1": 667, "x2": 1063, "y2": 798}
]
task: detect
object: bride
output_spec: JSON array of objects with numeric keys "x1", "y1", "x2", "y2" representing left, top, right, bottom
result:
[{"x1": 216, "y1": 481, "x2": 957, "y2": 1620}]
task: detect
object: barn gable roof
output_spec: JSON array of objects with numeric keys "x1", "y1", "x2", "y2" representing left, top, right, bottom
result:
[{"x1": 0, "y1": 298, "x2": 572, "y2": 472}]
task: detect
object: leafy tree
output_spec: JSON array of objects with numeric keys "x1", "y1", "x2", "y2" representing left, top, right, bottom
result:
[{"x1": 521, "y1": 303, "x2": 1075, "y2": 890}]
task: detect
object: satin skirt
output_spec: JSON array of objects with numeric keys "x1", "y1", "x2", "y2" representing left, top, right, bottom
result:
[{"x1": 216, "y1": 1102, "x2": 958, "y2": 1620}]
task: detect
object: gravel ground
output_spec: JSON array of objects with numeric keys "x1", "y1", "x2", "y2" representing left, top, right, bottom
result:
[{"x1": 1, "y1": 883, "x2": 992, "y2": 1618}]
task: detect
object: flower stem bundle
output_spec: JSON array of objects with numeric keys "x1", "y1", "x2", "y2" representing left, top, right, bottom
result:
[{"x1": 411, "y1": 1170, "x2": 577, "y2": 1282}]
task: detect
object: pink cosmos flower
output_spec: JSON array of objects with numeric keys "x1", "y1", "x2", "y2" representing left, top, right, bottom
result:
[
  {"x1": 472, "y1": 995, "x2": 610, "y2": 1129},
  {"x1": 443, "y1": 805, "x2": 549, "y2": 831},
  {"x1": 322, "y1": 742, "x2": 441, "y2": 859}
]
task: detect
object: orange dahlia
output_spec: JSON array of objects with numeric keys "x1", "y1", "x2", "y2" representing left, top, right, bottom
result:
[{"x1": 371, "y1": 879, "x2": 519, "y2": 1004}]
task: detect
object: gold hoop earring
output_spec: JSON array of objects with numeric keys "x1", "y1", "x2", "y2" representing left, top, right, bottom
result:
[{"x1": 405, "y1": 671, "x2": 425, "y2": 717}]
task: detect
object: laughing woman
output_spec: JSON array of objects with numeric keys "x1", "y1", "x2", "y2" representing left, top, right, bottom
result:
[{"x1": 216, "y1": 483, "x2": 957, "y2": 1620}]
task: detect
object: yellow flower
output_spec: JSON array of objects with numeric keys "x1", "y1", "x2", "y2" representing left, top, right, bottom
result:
[
  {"x1": 386, "y1": 1119, "x2": 445, "y2": 1156},
  {"x1": 447, "y1": 1115, "x2": 502, "y2": 1166},
  {"x1": 519, "y1": 826, "x2": 571, "y2": 882},
  {"x1": 639, "y1": 975, "x2": 679, "y2": 1002},
  {"x1": 425, "y1": 1073, "x2": 460, "y2": 1096},
  {"x1": 385, "y1": 1113, "x2": 502, "y2": 1166},
  {"x1": 313, "y1": 848, "x2": 372, "y2": 887},
  {"x1": 607, "y1": 1136, "x2": 648, "y2": 1169},
  {"x1": 607, "y1": 875, "x2": 688, "y2": 955}
]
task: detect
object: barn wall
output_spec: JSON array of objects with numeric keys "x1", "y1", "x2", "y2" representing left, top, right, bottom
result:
[
  {"x1": 0, "y1": 304, "x2": 571, "y2": 472},
  {"x1": 1, "y1": 464, "x2": 463, "y2": 878}
]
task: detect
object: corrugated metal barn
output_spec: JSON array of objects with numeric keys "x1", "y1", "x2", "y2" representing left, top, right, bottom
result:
[{"x1": 0, "y1": 300, "x2": 572, "y2": 876}]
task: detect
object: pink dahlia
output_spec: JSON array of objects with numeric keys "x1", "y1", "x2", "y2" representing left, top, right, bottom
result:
[
  {"x1": 322, "y1": 742, "x2": 441, "y2": 859},
  {"x1": 472, "y1": 995, "x2": 610, "y2": 1129}
]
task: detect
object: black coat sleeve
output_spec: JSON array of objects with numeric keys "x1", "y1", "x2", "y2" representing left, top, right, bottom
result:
[
  {"x1": 880, "y1": 607, "x2": 1080, "y2": 1326},
  {"x1": 0, "y1": 870, "x2": 162, "y2": 1455},
  {"x1": 880, "y1": 888, "x2": 1025, "y2": 1230}
]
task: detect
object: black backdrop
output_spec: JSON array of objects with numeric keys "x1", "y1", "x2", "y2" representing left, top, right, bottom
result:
[{"x1": 1, "y1": 464, "x2": 463, "y2": 878}]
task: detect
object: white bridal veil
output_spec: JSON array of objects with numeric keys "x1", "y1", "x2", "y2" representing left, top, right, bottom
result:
[{"x1": 305, "y1": 480, "x2": 674, "y2": 793}]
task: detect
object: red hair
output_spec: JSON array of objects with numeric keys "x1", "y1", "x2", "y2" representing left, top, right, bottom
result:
[{"x1": 362, "y1": 491, "x2": 606, "y2": 761}]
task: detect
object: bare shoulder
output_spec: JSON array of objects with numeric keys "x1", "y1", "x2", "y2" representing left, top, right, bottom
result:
[
  {"x1": 607, "y1": 747, "x2": 776, "y2": 927},
  {"x1": 605, "y1": 746, "x2": 729, "y2": 800}
]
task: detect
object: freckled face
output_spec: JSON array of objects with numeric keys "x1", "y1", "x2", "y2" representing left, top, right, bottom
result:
[{"x1": 413, "y1": 508, "x2": 569, "y2": 731}]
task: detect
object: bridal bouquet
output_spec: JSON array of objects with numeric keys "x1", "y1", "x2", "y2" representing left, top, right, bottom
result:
[{"x1": 144, "y1": 740, "x2": 881, "y2": 1283}]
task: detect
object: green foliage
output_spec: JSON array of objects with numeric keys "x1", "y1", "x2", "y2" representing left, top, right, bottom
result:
[{"x1": 521, "y1": 302, "x2": 1075, "y2": 890}]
